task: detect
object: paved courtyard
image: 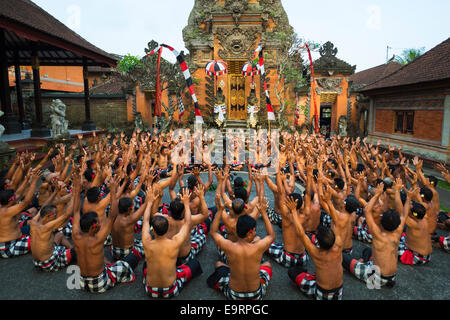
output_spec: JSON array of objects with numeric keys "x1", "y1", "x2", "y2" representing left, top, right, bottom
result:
[{"x1": 0, "y1": 172, "x2": 449, "y2": 301}]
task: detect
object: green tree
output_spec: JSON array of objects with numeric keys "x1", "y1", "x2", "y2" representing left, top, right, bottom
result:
[{"x1": 394, "y1": 47, "x2": 425, "y2": 65}]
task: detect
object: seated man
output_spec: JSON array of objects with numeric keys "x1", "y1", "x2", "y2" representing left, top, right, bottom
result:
[
  {"x1": 398, "y1": 200, "x2": 432, "y2": 265},
  {"x1": 286, "y1": 197, "x2": 344, "y2": 300},
  {"x1": 0, "y1": 170, "x2": 41, "y2": 259},
  {"x1": 30, "y1": 204, "x2": 76, "y2": 272},
  {"x1": 207, "y1": 196, "x2": 275, "y2": 300},
  {"x1": 72, "y1": 175, "x2": 140, "y2": 293},
  {"x1": 342, "y1": 181, "x2": 407, "y2": 289},
  {"x1": 141, "y1": 188, "x2": 202, "y2": 299},
  {"x1": 266, "y1": 169, "x2": 308, "y2": 268}
]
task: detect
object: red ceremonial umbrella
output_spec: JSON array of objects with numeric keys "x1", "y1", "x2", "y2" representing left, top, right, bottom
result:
[
  {"x1": 205, "y1": 60, "x2": 227, "y2": 91},
  {"x1": 242, "y1": 61, "x2": 260, "y2": 85}
]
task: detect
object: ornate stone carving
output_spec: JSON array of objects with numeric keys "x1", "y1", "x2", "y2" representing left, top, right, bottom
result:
[
  {"x1": 337, "y1": 115, "x2": 348, "y2": 137},
  {"x1": 314, "y1": 41, "x2": 356, "y2": 76},
  {"x1": 216, "y1": 27, "x2": 259, "y2": 60},
  {"x1": 225, "y1": 0, "x2": 249, "y2": 26},
  {"x1": 316, "y1": 78, "x2": 343, "y2": 95},
  {"x1": 49, "y1": 99, "x2": 69, "y2": 138}
]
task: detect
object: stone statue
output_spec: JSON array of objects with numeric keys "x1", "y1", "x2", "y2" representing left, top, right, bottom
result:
[
  {"x1": 338, "y1": 115, "x2": 348, "y2": 137},
  {"x1": 247, "y1": 87, "x2": 259, "y2": 128},
  {"x1": 134, "y1": 112, "x2": 144, "y2": 131},
  {"x1": 214, "y1": 88, "x2": 227, "y2": 126},
  {"x1": 49, "y1": 99, "x2": 69, "y2": 138}
]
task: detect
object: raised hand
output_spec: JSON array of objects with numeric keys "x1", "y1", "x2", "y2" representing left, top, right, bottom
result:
[{"x1": 285, "y1": 196, "x2": 298, "y2": 212}]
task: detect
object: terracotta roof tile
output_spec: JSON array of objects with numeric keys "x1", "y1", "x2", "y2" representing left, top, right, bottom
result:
[
  {"x1": 349, "y1": 61, "x2": 402, "y2": 87},
  {"x1": 361, "y1": 38, "x2": 450, "y2": 92}
]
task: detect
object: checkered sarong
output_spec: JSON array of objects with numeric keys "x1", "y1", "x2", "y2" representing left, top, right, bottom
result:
[
  {"x1": 80, "y1": 261, "x2": 135, "y2": 293},
  {"x1": 267, "y1": 206, "x2": 282, "y2": 227},
  {"x1": 267, "y1": 242, "x2": 308, "y2": 267},
  {"x1": 59, "y1": 218, "x2": 73, "y2": 239},
  {"x1": 348, "y1": 259, "x2": 396, "y2": 288},
  {"x1": 0, "y1": 235, "x2": 31, "y2": 258},
  {"x1": 134, "y1": 217, "x2": 143, "y2": 234},
  {"x1": 353, "y1": 223, "x2": 373, "y2": 244},
  {"x1": 143, "y1": 264, "x2": 193, "y2": 299},
  {"x1": 292, "y1": 272, "x2": 343, "y2": 300},
  {"x1": 177, "y1": 223, "x2": 208, "y2": 266},
  {"x1": 439, "y1": 236, "x2": 449, "y2": 252},
  {"x1": 33, "y1": 245, "x2": 73, "y2": 272},
  {"x1": 110, "y1": 239, "x2": 145, "y2": 261},
  {"x1": 398, "y1": 234, "x2": 431, "y2": 265},
  {"x1": 211, "y1": 265, "x2": 273, "y2": 300},
  {"x1": 217, "y1": 225, "x2": 229, "y2": 264}
]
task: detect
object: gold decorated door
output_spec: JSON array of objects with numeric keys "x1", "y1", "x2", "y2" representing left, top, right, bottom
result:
[{"x1": 228, "y1": 60, "x2": 247, "y2": 120}]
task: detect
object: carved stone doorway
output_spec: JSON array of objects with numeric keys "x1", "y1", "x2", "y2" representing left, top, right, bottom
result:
[
  {"x1": 320, "y1": 104, "x2": 332, "y2": 135},
  {"x1": 227, "y1": 60, "x2": 247, "y2": 120}
]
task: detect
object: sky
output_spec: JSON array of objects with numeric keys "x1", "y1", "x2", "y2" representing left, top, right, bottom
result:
[{"x1": 32, "y1": 0, "x2": 450, "y2": 72}]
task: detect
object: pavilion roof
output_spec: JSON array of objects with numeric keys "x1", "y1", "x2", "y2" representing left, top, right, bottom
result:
[
  {"x1": 349, "y1": 61, "x2": 402, "y2": 89},
  {"x1": 361, "y1": 38, "x2": 450, "y2": 93},
  {"x1": 0, "y1": 0, "x2": 117, "y2": 67}
]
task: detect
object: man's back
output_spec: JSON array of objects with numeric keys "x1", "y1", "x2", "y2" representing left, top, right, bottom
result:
[
  {"x1": 225, "y1": 240, "x2": 265, "y2": 293},
  {"x1": 143, "y1": 235, "x2": 181, "y2": 288},
  {"x1": 312, "y1": 245, "x2": 343, "y2": 290},
  {"x1": 73, "y1": 234, "x2": 105, "y2": 277},
  {"x1": 0, "y1": 208, "x2": 22, "y2": 243}
]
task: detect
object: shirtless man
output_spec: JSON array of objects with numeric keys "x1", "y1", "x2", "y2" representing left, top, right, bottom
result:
[
  {"x1": 266, "y1": 167, "x2": 308, "y2": 268},
  {"x1": 72, "y1": 174, "x2": 140, "y2": 293},
  {"x1": 286, "y1": 196, "x2": 345, "y2": 300},
  {"x1": 342, "y1": 181, "x2": 407, "y2": 288},
  {"x1": 110, "y1": 184, "x2": 154, "y2": 261},
  {"x1": 0, "y1": 170, "x2": 41, "y2": 258},
  {"x1": 30, "y1": 203, "x2": 76, "y2": 272},
  {"x1": 398, "y1": 199, "x2": 432, "y2": 265},
  {"x1": 207, "y1": 195, "x2": 275, "y2": 300},
  {"x1": 156, "y1": 184, "x2": 210, "y2": 266},
  {"x1": 141, "y1": 188, "x2": 202, "y2": 299}
]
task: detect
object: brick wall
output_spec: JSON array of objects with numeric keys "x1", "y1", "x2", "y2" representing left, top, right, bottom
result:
[
  {"x1": 414, "y1": 110, "x2": 443, "y2": 142},
  {"x1": 374, "y1": 109, "x2": 394, "y2": 133}
]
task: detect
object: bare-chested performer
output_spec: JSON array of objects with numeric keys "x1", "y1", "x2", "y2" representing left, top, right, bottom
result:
[
  {"x1": 72, "y1": 174, "x2": 140, "y2": 293},
  {"x1": 30, "y1": 203, "x2": 76, "y2": 272},
  {"x1": 342, "y1": 181, "x2": 407, "y2": 288},
  {"x1": 286, "y1": 196, "x2": 345, "y2": 300},
  {"x1": 207, "y1": 194, "x2": 275, "y2": 300},
  {"x1": 0, "y1": 170, "x2": 41, "y2": 258},
  {"x1": 141, "y1": 188, "x2": 202, "y2": 299},
  {"x1": 265, "y1": 167, "x2": 308, "y2": 268}
]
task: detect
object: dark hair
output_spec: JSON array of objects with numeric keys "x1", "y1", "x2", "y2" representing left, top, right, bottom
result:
[
  {"x1": 126, "y1": 164, "x2": 135, "y2": 175},
  {"x1": 400, "y1": 189, "x2": 407, "y2": 205},
  {"x1": 327, "y1": 170, "x2": 336, "y2": 178},
  {"x1": 312, "y1": 169, "x2": 318, "y2": 178},
  {"x1": 0, "y1": 178, "x2": 7, "y2": 191},
  {"x1": 289, "y1": 193, "x2": 303, "y2": 210},
  {"x1": 40, "y1": 205, "x2": 57, "y2": 218},
  {"x1": 411, "y1": 201, "x2": 426, "y2": 220},
  {"x1": 427, "y1": 176, "x2": 438, "y2": 188},
  {"x1": 80, "y1": 211, "x2": 98, "y2": 233},
  {"x1": 118, "y1": 197, "x2": 134, "y2": 214},
  {"x1": 169, "y1": 199, "x2": 185, "y2": 220},
  {"x1": 234, "y1": 187, "x2": 248, "y2": 203},
  {"x1": 334, "y1": 178, "x2": 345, "y2": 190},
  {"x1": 0, "y1": 190, "x2": 15, "y2": 205},
  {"x1": 151, "y1": 216, "x2": 169, "y2": 236},
  {"x1": 234, "y1": 177, "x2": 244, "y2": 189},
  {"x1": 316, "y1": 225, "x2": 335, "y2": 250},
  {"x1": 84, "y1": 168, "x2": 95, "y2": 182},
  {"x1": 345, "y1": 195, "x2": 359, "y2": 213},
  {"x1": 328, "y1": 158, "x2": 337, "y2": 169},
  {"x1": 232, "y1": 198, "x2": 246, "y2": 215},
  {"x1": 356, "y1": 163, "x2": 366, "y2": 173},
  {"x1": 236, "y1": 215, "x2": 256, "y2": 239},
  {"x1": 187, "y1": 175, "x2": 198, "y2": 191},
  {"x1": 420, "y1": 187, "x2": 433, "y2": 202},
  {"x1": 86, "y1": 187, "x2": 101, "y2": 203},
  {"x1": 381, "y1": 209, "x2": 400, "y2": 231},
  {"x1": 86, "y1": 160, "x2": 94, "y2": 169}
]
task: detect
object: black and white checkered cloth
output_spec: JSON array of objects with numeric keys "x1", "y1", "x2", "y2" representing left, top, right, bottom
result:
[
  {"x1": 80, "y1": 261, "x2": 135, "y2": 293},
  {"x1": 439, "y1": 236, "x2": 450, "y2": 252},
  {"x1": 291, "y1": 271, "x2": 343, "y2": 300},
  {"x1": 347, "y1": 259, "x2": 396, "y2": 288},
  {"x1": 267, "y1": 242, "x2": 308, "y2": 268},
  {"x1": 267, "y1": 206, "x2": 282, "y2": 227},
  {"x1": 110, "y1": 239, "x2": 145, "y2": 261},
  {"x1": 398, "y1": 234, "x2": 431, "y2": 265},
  {"x1": 212, "y1": 265, "x2": 273, "y2": 300},
  {"x1": 0, "y1": 235, "x2": 31, "y2": 258},
  {"x1": 33, "y1": 245, "x2": 73, "y2": 272},
  {"x1": 143, "y1": 264, "x2": 193, "y2": 299}
]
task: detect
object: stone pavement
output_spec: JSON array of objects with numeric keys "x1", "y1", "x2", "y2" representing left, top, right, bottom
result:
[{"x1": 0, "y1": 172, "x2": 449, "y2": 301}]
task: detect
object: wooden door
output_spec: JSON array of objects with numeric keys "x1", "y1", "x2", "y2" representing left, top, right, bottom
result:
[{"x1": 228, "y1": 60, "x2": 246, "y2": 120}]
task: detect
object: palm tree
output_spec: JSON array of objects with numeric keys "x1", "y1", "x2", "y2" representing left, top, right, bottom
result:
[{"x1": 394, "y1": 47, "x2": 425, "y2": 65}]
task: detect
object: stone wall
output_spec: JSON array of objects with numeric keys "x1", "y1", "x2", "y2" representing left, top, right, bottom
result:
[{"x1": 41, "y1": 95, "x2": 129, "y2": 130}]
